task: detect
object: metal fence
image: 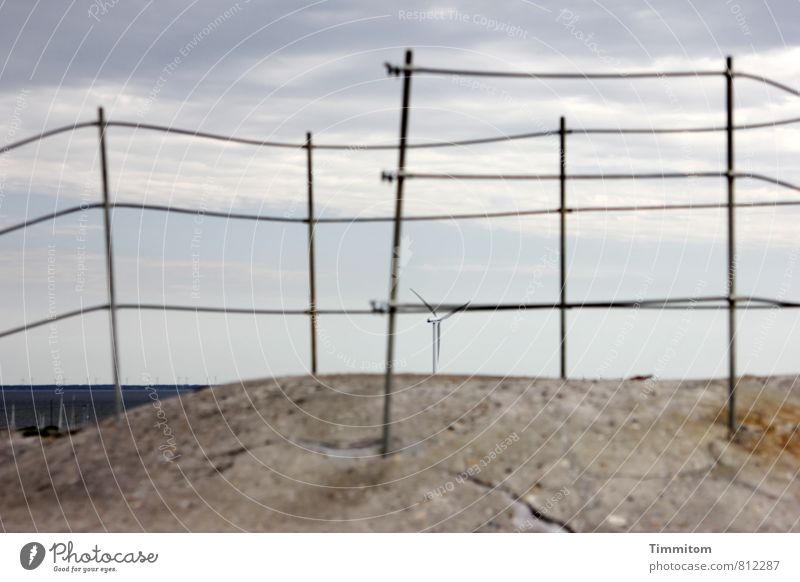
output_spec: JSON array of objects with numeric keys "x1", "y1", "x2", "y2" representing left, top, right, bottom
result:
[{"x1": 1, "y1": 51, "x2": 800, "y2": 456}]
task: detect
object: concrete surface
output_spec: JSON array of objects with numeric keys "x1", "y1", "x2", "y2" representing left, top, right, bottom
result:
[{"x1": 1, "y1": 374, "x2": 798, "y2": 532}]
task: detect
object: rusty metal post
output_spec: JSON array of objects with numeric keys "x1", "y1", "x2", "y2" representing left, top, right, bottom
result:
[
  {"x1": 305, "y1": 132, "x2": 319, "y2": 375},
  {"x1": 726, "y1": 57, "x2": 737, "y2": 438},
  {"x1": 559, "y1": 116, "x2": 567, "y2": 380},
  {"x1": 97, "y1": 107, "x2": 123, "y2": 420},
  {"x1": 382, "y1": 49, "x2": 413, "y2": 456}
]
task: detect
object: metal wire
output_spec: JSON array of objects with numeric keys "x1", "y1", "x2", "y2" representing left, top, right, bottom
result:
[
  {"x1": 1, "y1": 111, "x2": 799, "y2": 159},
  {"x1": 113, "y1": 202, "x2": 305, "y2": 223},
  {"x1": 577, "y1": 116, "x2": 800, "y2": 134},
  {"x1": 0, "y1": 203, "x2": 102, "y2": 237},
  {"x1": 120, "y1": 303, "x2": 309, "y2": 315},
  {"x1": 3, "y1": 295, "x2": 797, "y2": 342},
  {"x1": 389, "y1": 64, "x2": 800, "y2": 101},
  {"x1": 0, "y1": 304, "x2": 110, "y2": 339},
  {"x1": 738, "y1": 172, "x2": 800, "y2": 193},
  {"x1": 0, "y1": 121, "x2": 98, "y2": 155},
  {"x1": 386, "y1": 295, "x2": 800, "y2": 313},
  {"x1": 0, "y1": 303, "x2": 377, "y2": 340},
  {"x1": 119, "y1": 304, "x2": 376, "y2": 316},
  {"x1": 396, "y1": 170, "x2": 726, "y2": 181},
  {"x1": 735, "y1": 72, "x2": 800, "y2": 98},
  {"x1": 107, "y1": 121, "x2": 303, "y2": 149},
  {"x1": 313, "y1": 199, "x2": 800, "y2": 224},
  {"x1": 109, "y1": 120, "x2": 558, "y2": 150},
  {"x1": 4, "y1": 198, "x2": 800, "y2": 241},
  {"x1": 392, "y1": 171, "x2": 800, "y2": 194},
  {"x1": 387, "y1": 63, "x2": 724, "y2": 79},
  {"x1": 97, "y1": 113, "x2": 800, "y2": 148}
]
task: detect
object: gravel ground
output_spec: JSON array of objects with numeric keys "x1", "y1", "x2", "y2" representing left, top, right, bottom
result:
[{"x1": 1, "y1": 374, "x2": 798, "y2": 532}]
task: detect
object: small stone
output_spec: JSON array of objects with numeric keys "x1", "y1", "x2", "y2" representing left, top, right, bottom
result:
[{"x1": 606, "y1": 514, "x2": 627, "y2": 527}]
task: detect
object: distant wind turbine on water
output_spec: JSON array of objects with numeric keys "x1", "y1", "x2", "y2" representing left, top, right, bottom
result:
[{"x1": 410, "y1": 288, "x2": 470, "y2": 374}]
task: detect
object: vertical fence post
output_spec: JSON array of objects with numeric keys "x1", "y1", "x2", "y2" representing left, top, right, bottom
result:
[
  {"x1": 305, "y1": 131, "x2": 319, "y2": 375},
  {"x1": 382, "y1": 49, "x2": 413, "y2": 457},
  {"x1": 97, "y1": 107, "x2": 123, "y2": 420},
  {"x1": 559, "y1": 116, "x2": 567, "y2": 380},
  {"x1": 725, "y1": 57, "x2": 737, "y2": 438}
]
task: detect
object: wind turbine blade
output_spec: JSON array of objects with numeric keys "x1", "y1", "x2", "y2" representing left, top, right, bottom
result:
[
  {"x1": 410, "y1": 288, "x2": 438, "y2": 317},
  {"x1": 440, "y1": 301, "x2": 471, "y2": 321}
]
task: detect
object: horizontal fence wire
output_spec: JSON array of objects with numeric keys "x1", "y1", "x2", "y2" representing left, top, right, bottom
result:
[
  {"x1": 0, "y1": 121, "x2": 98, "y2": 155},
  {"x1": 122, "y1": 304, "x2": 377, "y2": 316},
  {"x1": 575, "y1": 117, "x2": 800, "y2": 133},
  {"x1": 0, "y1": 203, "x2": 103, "y2": 237},
  {"x1": 6, "y1": 198, "x2": 800, "y2": 237},
  {"x1": 5, "y1": 295, "x2": 800, "y2": 341},
  {"x1": 112, "y1": 121, "x2": 557, "y2": 150},
  {"x1": 386, "y1": 63, "x2": 725, "y2": 79},
  {"x1": 385, "y1": 296, "x2": 800, "y2": 313},
  {"x1": 393, "y1": 171, "x2": 728, "y2": 180},
  {"x1": 387, "y1": 63, "x2": 800, "y2": 98},
  {"x1": 113, "y1": 202, "x2": 305, "y2": 223},
  {"x1": 107, "y1": 121, "x2": 302, "y2": 149},
  {"x1": 309, "y1": 199, "x2": 800, "y2": 223},
  {"x1": 0, "y1": 304, "x2": 111, "y2": 339},
  {"x1": 0, "y1": 71, "x2": 798, "y2": 157},
  {"x1": 734, "y1": 72, "x2": 800, "y2": 98},
  {"x1": 391, "y1": 171, "x2": 800, "y2": 193}
]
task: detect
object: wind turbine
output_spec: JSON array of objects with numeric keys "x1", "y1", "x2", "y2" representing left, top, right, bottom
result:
[{"x1": 410, "y1": 288, "x2": 470, "y2": 374}]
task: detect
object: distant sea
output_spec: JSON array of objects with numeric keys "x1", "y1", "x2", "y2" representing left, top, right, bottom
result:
[{"x1": 0, "y1": 385, "x2": 205, "y2": 429}]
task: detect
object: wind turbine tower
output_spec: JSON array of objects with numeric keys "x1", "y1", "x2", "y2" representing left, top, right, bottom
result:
[{"x1": 410, "y1": 288, "x2": 470, "y2": 374}]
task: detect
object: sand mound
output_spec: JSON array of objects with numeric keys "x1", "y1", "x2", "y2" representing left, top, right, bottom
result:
[{"x1": 1, "y1": 374, "x2": 799, "y2": 532}]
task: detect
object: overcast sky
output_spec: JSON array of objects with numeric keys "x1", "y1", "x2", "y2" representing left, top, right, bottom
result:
[{"x1": 1, "y1": 0, "x2": 799, "y2": 385}]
